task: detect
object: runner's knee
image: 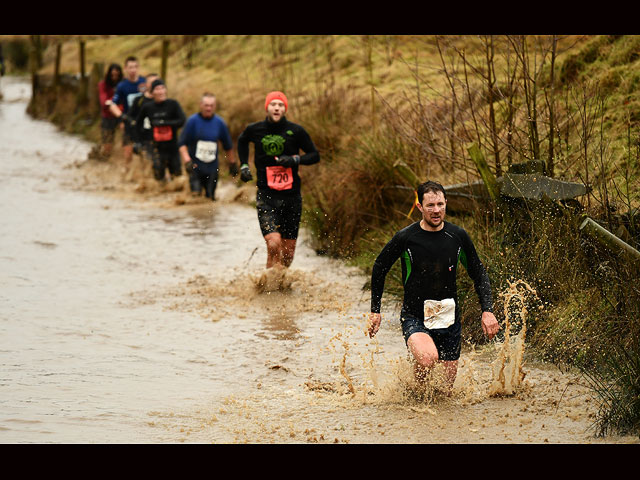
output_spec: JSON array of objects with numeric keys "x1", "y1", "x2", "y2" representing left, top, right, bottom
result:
[
  {"x1": 415, "y1": 349, "x2": 439, "y2": 368},
  {"x1": 265, "y1": 234, "x2": 282, "y2": 252}
]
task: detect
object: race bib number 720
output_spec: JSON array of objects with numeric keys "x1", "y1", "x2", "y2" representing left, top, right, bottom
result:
[{"x1": 266, "y1": 165, "x2": 293, "y2": 191}]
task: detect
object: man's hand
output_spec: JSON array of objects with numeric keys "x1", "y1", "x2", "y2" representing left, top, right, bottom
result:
[
  {"x1": 481, "y1": 311, "x2": 500, "y2": 340},
  {"x1": 368, "y1": 313, "x2": 382, "y2": 338},
  {"x1": 240, "y1": 164, "x2": 253, "y2": 182},
  {"x1": 275, "y1": 155, "x2": 300, "y2": 167},
  {"x1": 184, "y1": 160, "x2": 195, "y2": 173},
  {"x1": 228, "y1": 162, "x2": 239, "y2": 177}
]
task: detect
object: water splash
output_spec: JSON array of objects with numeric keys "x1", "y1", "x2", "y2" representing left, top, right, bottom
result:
[{"x1": 488, "y1": 279, "x2": 539, "y2": 397}]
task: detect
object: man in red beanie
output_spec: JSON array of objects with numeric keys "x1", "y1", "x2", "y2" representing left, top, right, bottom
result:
[{"x1": 237, "y1": 91, "x2": 320, "y2": 269}]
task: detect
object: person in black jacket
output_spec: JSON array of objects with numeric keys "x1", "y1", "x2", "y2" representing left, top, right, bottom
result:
[
  {"x1": 135, "y1": 79, "x2": 186, "y2": 182},
  {"x1": 237, "y1": 91, "x2": 319, "y2": 269},
  {"x1": 368, "y1": 180, "x2": 500, "y2": 392},
  {"x1": 129, "y1": 72, "x2": 159, "y2": 162}
]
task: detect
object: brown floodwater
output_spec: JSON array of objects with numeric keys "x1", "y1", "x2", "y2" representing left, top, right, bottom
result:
[{"x1": 1, "y1": 77, "x2": 637, "y2": 444}]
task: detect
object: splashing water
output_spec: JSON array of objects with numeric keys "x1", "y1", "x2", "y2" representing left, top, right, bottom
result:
[{"x1": 488, "y1": 279, "x2": 539, "y2": 397}]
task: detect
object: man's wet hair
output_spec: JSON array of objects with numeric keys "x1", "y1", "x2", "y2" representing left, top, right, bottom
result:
[
  {"x1": 125, "y1": 56, "x2": 138, "y2": 65},
  {"x1": 417, "y1": 180, "x2": 447, "y2": 205}
]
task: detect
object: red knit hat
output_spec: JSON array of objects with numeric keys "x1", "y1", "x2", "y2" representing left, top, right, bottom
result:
[{"x1": 265, "y1": 91, "x2": 288, "y2": 112}]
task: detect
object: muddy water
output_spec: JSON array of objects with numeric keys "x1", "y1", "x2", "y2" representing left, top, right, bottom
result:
[{"x1": 1, "y1": 78, "x2": 637, "y2": 444}]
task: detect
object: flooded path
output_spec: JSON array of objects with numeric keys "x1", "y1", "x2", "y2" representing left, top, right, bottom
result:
[{"x1": 1, "y1": 77, "x2": 636, "y2": 444}]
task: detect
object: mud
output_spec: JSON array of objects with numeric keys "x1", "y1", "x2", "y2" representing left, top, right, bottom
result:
[{"x1": 1, "y1": 77, "x2": 638, "y2": 444}]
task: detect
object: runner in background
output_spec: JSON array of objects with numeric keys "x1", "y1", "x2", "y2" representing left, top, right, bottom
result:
[
  {"x1": 128, "y1": 72, "x2": 159, "y2": 162},
  {"x1": 135, "y1": 78, "x2": 186, "y2": 183},
  {"x1": 237, "y1": 91, "x2": 319, "y2": 269},
  {"x1": 97, "y1": 63, "x2": 123, "y2": 160},
  {"x1": 368, "y1": 180, "x2": 500, "y2": 393},
  {"x1": 108, "y1": 56, "x2": 146, "y2": 165},
  {"x1": 178, "y1": 92, "x2": 237, "y2": 201}
]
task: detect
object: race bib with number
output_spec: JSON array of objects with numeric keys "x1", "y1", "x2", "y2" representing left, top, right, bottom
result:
[
  {"x1": 266, "y1": 165, "x2": 293, "y2": 191},
  {"x1": 195, "y1": 140, "x2": 218, "y2": 163},
  {"x1": 153, "y1": 125, "x2": 173, "y2": 142},
  {"x1": 423, "y1": 298, "x2": 456, "y2": 330}
]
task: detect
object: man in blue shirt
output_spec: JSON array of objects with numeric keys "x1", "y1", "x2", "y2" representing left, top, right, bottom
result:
[
  {"x1": 108, "y1": 56, "x2": 146, "y2": 164},
  {"x1": 178, "y1": 93, "x2": 237, "y2": 201}
]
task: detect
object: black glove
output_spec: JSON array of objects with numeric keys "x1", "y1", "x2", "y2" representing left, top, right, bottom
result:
[
  {"x1": 229, "y1": 162, "x2": 239, "y2": 177},
  {"x1": 275, "y1": 155, "x2": 300, "y2": 167},
  {"x1": 240, "y1": 164, "x2": 252, "y2": 182},
  {"x1": 132, "y1": 143, "x2": 142, "y2": 155},
  {"x1": 120, "y1": 113, "x2": 133, "y2": 126},
  {"x1": 185, "y1": 160, "x2": 195, "y2": 173}
]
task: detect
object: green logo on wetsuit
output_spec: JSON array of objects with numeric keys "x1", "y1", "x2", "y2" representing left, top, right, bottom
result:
[{"x1": 261, "y1": 134, "x2": 286, "y2": 156}]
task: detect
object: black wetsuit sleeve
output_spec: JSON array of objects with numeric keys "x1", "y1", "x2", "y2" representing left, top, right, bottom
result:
[
  {"x1": 370, "y1": 231, "x2": 406, "y2": 313},
  {"x1": 135, "y1": 103, "x2": 147, "y2": 142},
  {"x1": 296, "y1": 127, "x2": 320, "y2": 165},
  {"x1": 237, "y1": 127, "x2": 250, "y2": 165},
  {"x1": 166, "y1": 101, "x2": 186, "y2": 128},
  {"x1": 459, "y1": 230, "x2": 493, "y2": 313}
]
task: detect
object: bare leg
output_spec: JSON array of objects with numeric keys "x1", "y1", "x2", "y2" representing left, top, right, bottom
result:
[
  {"x1": 407, "y1": 332, "x2": 439, "y2": 387},
  {"x1": 442, "y1": 360, "x2": 458, "y2": 393},
  {"x1": 281, "y1": 238, "x2": 297, "y2": 268},
  {"x1": 123, "y1": 145, "x2": 133, "y2": 164},
  {"x1": 264, "y1": 232, "x2": 283, "y2": 268}
]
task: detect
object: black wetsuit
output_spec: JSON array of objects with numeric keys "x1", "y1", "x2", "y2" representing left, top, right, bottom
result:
[
  {"x1": 237, "y1": 116, "x2": 319, "y2": 197},
  {"x1": 130, "y1": 94, "x2": 154, "y2": 143},
  {"x1": 129, "y1": 94, "x2": 155, "y2": 159},
  {"x1": 135, "y1": 99, "x2": 186, "y2": 180},
  {"x1": 237, "y1": 116, "x2": 319, "y2": 238},
  {"x1": 371, "y1": 220, "x2": 493, "y2": 356}
]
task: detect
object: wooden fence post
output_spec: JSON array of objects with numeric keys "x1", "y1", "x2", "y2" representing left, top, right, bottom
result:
[
  {"x1": 161, "y1": 38, "x2": 169, "y2": 80},
  {"x1": 78, "y1": 38, "x2": 88, "y2": 105}
]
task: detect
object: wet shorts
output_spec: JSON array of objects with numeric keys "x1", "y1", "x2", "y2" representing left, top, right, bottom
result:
[
  {"x1": 122, "y1": 122, "x2": 135, "y2": 146},
  {"x1": 256, "y1": 189, "x2": 302, "y2": 240},
  {"x1": 401, "y1": 314, "x2": 462, "y2": 361},
  {"x1": 101, "y1": 117, "x2": 118, "y2": 143}
]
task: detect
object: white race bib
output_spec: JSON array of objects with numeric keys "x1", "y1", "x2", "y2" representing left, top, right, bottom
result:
[
  {"x1": 423, "y1": 298, "x2": 456, "y2": 330},
  {"x1": 195, "y1": 140, "x2": 217, "y2": 163}
]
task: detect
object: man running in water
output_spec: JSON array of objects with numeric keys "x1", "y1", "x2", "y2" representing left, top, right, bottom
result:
[
  {"x1": 108, "y1": 56, "x2": 146, "y2": 164},
  {"x1": 368, "y1": 180, "x2": 500, "y2": 392},
  {"x1": 178, "y1": 92, "x2": 237, "y2": 201},
  {"x1": 135, "y1": 79, "x2": 186, "y2": 182},
  {"x1": 237, "y1": 91, "x2": 319, "y2": 268}
]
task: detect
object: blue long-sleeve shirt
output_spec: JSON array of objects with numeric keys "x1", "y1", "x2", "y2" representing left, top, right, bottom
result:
[
  {"x1": 178, "y1": 113, "x2": 233, "y2": 174},
  {"x1": 111, "y1": 77, "x2": 146, "y2": 114}
]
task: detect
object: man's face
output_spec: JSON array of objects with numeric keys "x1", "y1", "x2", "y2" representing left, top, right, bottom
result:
[
  {"x1": 200, "y1": 97, "x2": 216, "y2": 118},
  {"x1": 417, "y1": 191, "x2": 446, "y2": 229},
  {"x1": 266, "y1": 100, "x2": 286, "y2": 122},
  {"x1": 124, "y1": 61, "x2": 139, "y2": 80},
  {"x1": 152, "y1": 84, "x2": 167, "y2": 102}
]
